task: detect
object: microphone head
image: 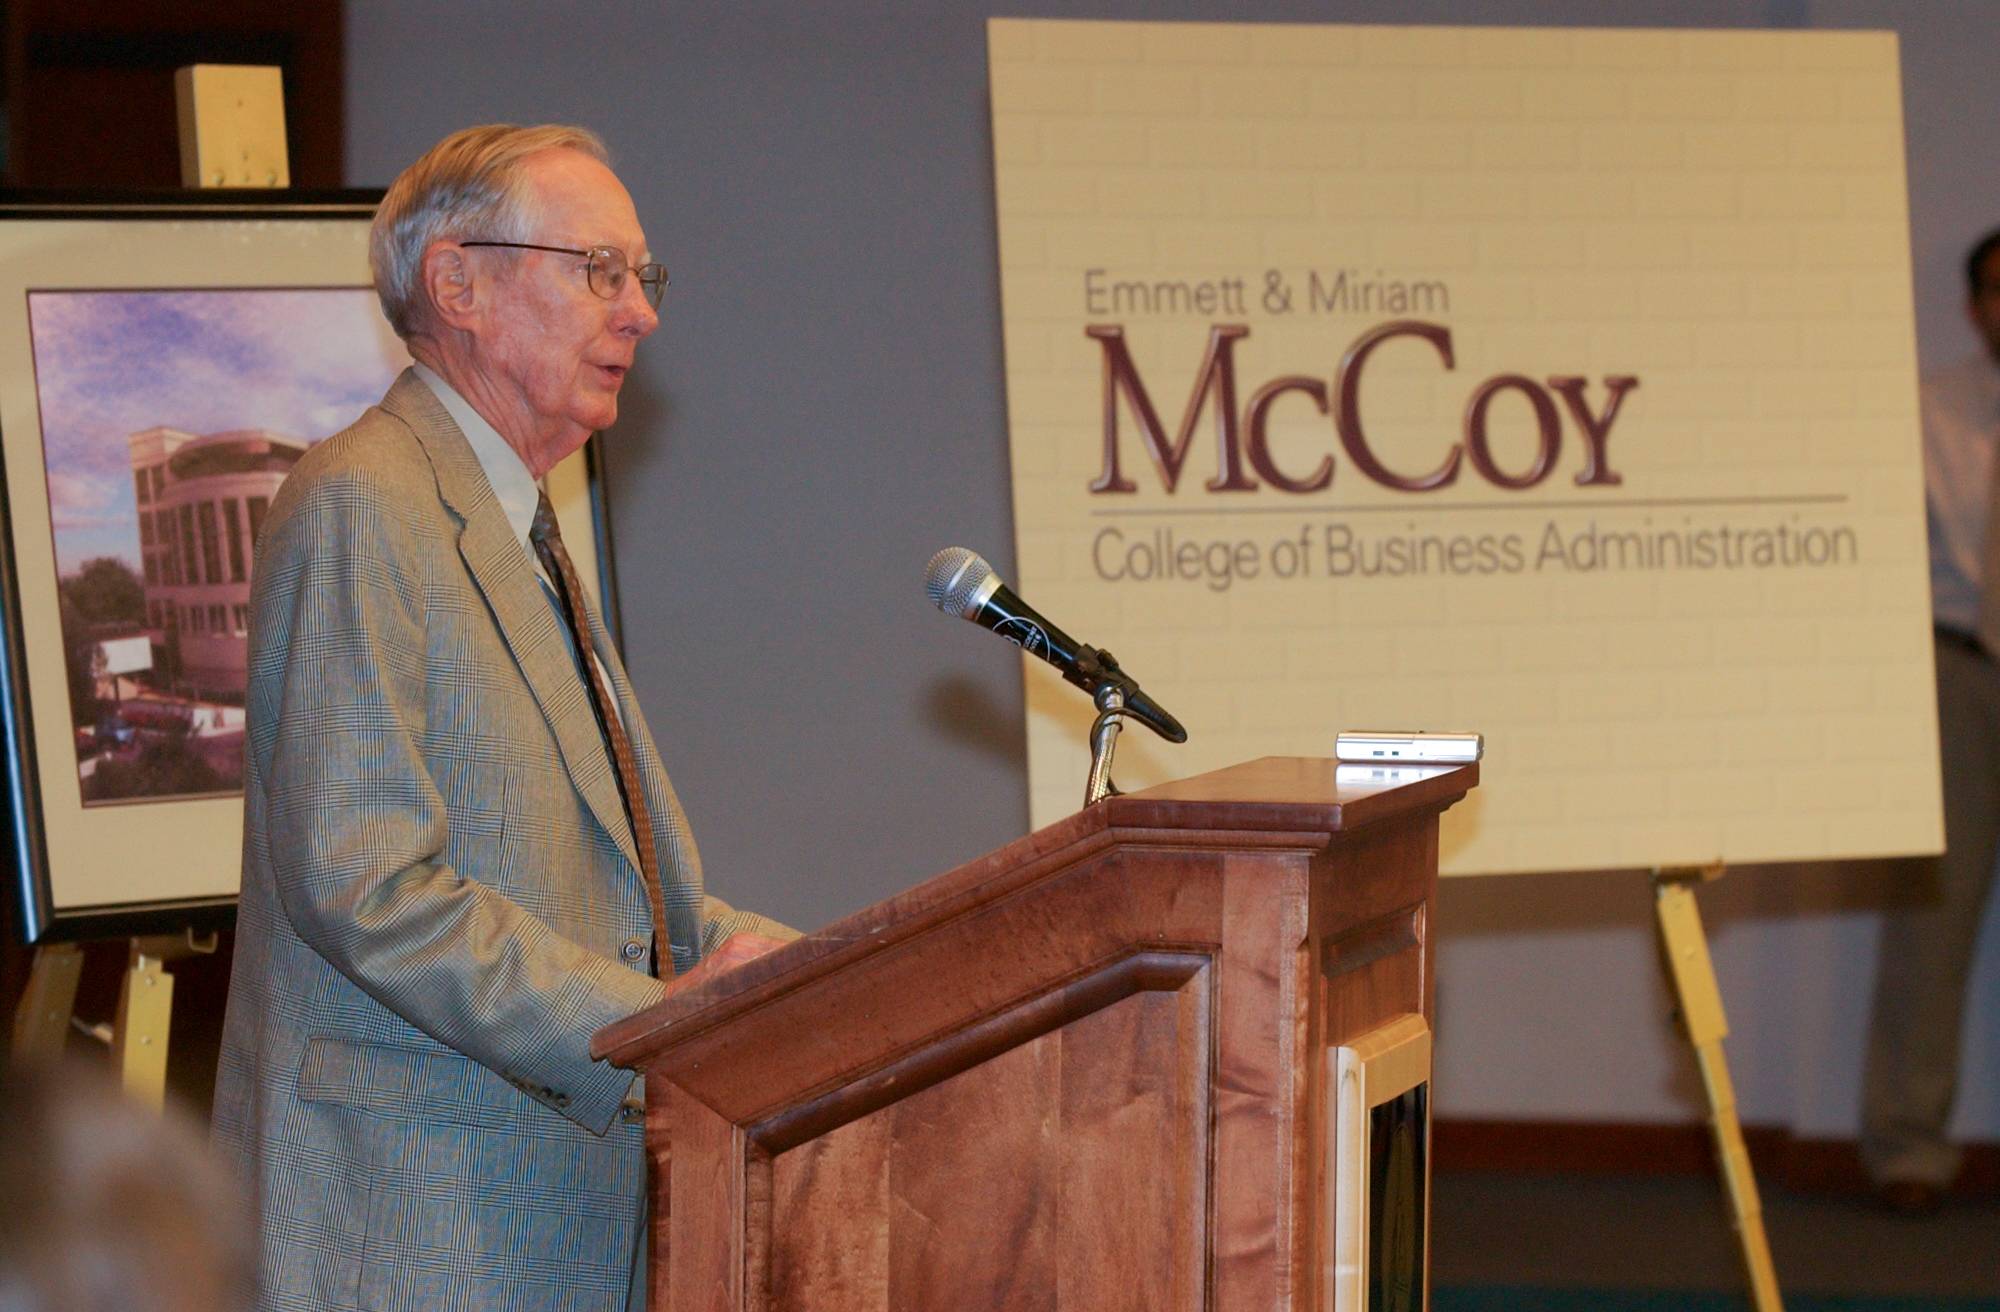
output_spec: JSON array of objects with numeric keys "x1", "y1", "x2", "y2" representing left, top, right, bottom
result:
[{"x1": 925, "y1": 546, "x2": 993, "y2": 619}]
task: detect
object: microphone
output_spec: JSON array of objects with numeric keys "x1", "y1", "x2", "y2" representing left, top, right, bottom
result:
[{"x1": 924, "y1": 547, "x2": 1187, "y2": 744}]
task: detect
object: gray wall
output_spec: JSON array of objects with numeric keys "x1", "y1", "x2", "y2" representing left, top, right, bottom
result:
[{"x1": 347, "y1": 0, "x2": 2000, "y2": 1134}]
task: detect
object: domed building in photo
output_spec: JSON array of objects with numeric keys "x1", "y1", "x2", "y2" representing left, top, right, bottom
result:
[{"x1": 128, "y1": 425, "x2": 308, "y2": 703}]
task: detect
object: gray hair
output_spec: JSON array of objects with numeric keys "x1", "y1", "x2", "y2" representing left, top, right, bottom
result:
[{"x1": 370, "y1": 123, "x2": 610, "y2": 339}]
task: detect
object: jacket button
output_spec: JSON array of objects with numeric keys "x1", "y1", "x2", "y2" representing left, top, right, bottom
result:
[{"x1": 621, "y1": 939, "x2": 647, "y2": 963}]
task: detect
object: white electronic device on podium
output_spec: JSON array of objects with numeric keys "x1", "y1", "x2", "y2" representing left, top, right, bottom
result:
[{"x1": 1335, "y1": 731, "x2": 1484, "y2": 765}]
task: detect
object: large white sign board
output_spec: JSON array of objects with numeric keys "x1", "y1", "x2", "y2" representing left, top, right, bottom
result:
[{"x1": 989, "y1": 20, "x2": 1940, "y2": 875}]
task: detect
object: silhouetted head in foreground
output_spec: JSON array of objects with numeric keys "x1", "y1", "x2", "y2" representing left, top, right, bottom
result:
[{"x1": 0, "y1": 1061, "x2": 253, "y2": 1312}]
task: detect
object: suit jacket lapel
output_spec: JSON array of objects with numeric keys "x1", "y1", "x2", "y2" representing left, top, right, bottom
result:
[{"x1": 379, "y1": 370, "x2": 643, "y2": 876}]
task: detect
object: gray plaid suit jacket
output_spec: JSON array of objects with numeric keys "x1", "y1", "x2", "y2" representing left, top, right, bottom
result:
[{"x1": 214, "y1": 371, "x2": 784, "y2": 1312}]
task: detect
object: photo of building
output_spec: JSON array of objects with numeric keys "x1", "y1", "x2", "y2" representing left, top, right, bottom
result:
[{"x1": 32, "y1": 286, "x2": 407, "y2": 803}]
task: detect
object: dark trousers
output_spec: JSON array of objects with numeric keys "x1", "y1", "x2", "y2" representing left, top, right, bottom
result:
[{"x1": 1861, "y1": 637, "x2": 2000, "y2": 1185}]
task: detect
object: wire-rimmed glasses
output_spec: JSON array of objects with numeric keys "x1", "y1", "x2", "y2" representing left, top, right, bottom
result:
[{"x1": 460, "y1": 241, "x2": 668, "y2": 309}]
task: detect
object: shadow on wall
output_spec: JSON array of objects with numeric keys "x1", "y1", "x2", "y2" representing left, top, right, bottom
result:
[
  {"x1": 596, "y1": 370, "x2": 674, "y2": 527},
  {"x1": 1432, "y1": 857, "x2": 1959, "y2": 1122},
  {"x1": 921, "y1": 674, "x2": 1027, "y2": 770},
  {"x1": 1440, "y1": 858, "x2": 1922, "y2": 942}
]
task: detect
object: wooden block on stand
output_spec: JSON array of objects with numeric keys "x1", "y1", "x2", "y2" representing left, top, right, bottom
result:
[{"x1": 174, "y1": 64, "x2": 289, "y2": 189}]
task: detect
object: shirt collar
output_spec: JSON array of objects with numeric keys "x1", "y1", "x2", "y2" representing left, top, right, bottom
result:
[{"x1": 413, "y1": 362, "x2": 540, "y2": 551}]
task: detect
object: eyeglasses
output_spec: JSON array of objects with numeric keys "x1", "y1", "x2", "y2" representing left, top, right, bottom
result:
[{"x1": 459, "y1": 241, "x2": 668, "y2": 309}]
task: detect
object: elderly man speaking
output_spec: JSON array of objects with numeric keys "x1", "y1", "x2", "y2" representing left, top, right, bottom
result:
[{"x1": 213, "y1": 125, "x2": 792, "y2": 1312}]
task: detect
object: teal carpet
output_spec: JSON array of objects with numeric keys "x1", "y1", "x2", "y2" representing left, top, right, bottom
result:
[{"x1": 1436, "y1": 1290, "x2": 2000, "y2": 1311}]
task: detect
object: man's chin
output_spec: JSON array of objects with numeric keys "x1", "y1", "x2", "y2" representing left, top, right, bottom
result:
[{"x1": 571, "y1": 400, "x2": 619, "y2": 437}]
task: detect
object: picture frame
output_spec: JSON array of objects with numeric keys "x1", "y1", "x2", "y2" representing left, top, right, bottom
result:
[{"x1": 0, "y1": 192, "x2": 623, "y2": 944}]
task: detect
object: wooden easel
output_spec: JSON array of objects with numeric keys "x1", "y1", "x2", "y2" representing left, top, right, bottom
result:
[
  {"x1": 12, "y1": 933, "x2": 217, "y2": 1102},
  {"x1": 7, "y1": 65, "x2": 286, "y2": 1106},
  {"x1": 1654, "y1": 862, "x2": 1785, "y2": 1312}
]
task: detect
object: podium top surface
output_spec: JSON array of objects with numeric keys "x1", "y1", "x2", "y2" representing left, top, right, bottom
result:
[
  {"x1": 594, "y1": 756, "x2": 1474, "y2": 1066},
  {"x1": 1107, "y1": 755, "x2": 1474, "y2": 831}
]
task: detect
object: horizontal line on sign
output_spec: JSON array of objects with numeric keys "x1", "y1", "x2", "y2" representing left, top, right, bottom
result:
[{"x1": 1088, "y1": 495, "x2": 1850, "y2": 517}]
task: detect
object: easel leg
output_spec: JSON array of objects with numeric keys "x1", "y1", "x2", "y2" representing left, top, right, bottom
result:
[
  {"x1": 11, "y1": 942, "x2": 84, "y2": 1060},
  {"x1": 114, "y1": 939, "x2": 181, "y2": 1107},
  {"x1": 1654, "y1": 865, "x2": 1784, "y2": 1312}
]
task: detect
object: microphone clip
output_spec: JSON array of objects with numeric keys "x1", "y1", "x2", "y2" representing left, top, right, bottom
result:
[
  {"x1": 1068, "y1": 645, "x2": 1186, "y2": 746},
  {"x1": 1067, "y1": 644, "x2": 1124, "y2": 695}
]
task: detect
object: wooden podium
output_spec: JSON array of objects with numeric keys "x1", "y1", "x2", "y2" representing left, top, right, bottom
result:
[{"x1": 594, "y1": 756, "x2": 1476, "y2": 1311}]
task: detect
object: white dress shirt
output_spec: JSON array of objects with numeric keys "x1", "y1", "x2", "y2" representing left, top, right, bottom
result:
[
  {"x1": 412, "y1": 363, "x2": 625, "y2": 728},
  {"x1": 1921, "y1": 353, "x2": 2000, "y2": 635}
]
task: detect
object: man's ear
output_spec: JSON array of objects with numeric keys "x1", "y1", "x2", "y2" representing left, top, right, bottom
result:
[{"x1": 421, "y1": 242, "x2": 480, "y2": 331}]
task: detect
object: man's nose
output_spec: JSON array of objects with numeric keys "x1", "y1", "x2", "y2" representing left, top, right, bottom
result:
[{"x1": 613, "y1": 277, "x2": 659, "y2": 338}]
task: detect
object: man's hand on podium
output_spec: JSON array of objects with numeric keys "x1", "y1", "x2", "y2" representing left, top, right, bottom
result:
[{"x1": 661, "y1": 932, "x2": 788, "y2": 998}]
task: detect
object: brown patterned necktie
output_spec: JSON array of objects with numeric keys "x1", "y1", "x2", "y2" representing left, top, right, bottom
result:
[{"x1": 531, "y1": 491, "x2": 674, "y2": 978}]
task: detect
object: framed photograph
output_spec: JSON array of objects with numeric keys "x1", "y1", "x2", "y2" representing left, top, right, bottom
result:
[
  {"x1": 1328, "y1": 1012, "x2": 1432, "y2": 1312},
  {"x1": 0, "y1": 194, "x2": 621, "y2": 944}
]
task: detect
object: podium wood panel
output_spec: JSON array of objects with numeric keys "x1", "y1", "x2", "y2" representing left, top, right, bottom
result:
[{"x1": 596, "y1": 756, "x2": 1475, "y2": 1311}]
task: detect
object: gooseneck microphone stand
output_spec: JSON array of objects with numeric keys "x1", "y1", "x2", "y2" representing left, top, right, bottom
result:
[
  {"x1": 1084, "y1": 683, "x2": 1127, "y2": 806},
  {"x1": 1075, "y1": 647, "x2": 1149, "y2": 806}
]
